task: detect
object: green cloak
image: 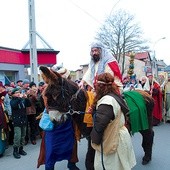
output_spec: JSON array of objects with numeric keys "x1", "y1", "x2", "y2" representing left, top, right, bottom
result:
[{"x1": 123, "y1": 91, "x2": 149, "y2": 135}]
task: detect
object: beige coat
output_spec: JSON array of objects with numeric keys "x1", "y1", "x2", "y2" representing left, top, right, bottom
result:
[{"x1": 94, "y1": 95, "x2": 136, "y2": 170}]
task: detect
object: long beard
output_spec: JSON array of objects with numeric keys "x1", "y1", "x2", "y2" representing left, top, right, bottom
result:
[{"x1": 92, "y1": 55, "x2": 100, "y2": 63}]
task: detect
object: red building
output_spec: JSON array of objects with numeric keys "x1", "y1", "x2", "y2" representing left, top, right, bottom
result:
[{"x1": 0, "y1": 46, "x2": 59, "y2": 84}]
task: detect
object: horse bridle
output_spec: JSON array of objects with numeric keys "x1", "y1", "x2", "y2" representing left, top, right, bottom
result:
[
  {"x1": 61, "y1": 78, "x2": 83, "y2": 115},
  {"x1": 70, "y1": 88, "x2": 81, "y2": 102}
]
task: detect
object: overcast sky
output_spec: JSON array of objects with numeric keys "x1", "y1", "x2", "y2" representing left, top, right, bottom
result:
[{"x1": 0, "y1": 0, "x2": 169, "y2": 70}]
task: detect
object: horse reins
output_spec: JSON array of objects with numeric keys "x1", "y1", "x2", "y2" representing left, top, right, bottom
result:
[
  {"x1": 61, "y1": 78, "x2": 84, "y2": 115},
  {"x1": 67, "y1": 88, "x2": 84, "y2": 115}
]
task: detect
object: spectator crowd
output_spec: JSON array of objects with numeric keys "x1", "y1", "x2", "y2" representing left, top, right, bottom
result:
[{"x1": 0, "y1": 79, "x2": 46, "y2": 158}]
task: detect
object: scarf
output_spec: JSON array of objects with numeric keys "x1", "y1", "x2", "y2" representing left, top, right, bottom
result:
[{"x1": 89, "y1": 48, "x2": 117, "y2": 82}]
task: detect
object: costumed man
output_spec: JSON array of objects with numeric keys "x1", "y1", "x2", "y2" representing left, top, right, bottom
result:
[
  {"x1": 157, "y1": 72, "x2": 168, "y2": 121},
  {"x1": 79, "y1": 42, "x2": 123, "y2": 93},
  {"x1": 122, "y1": 76, "x2": 130, "y2": 89},
  {"x1": 148, "y1": 74, "x2": 163, "y2": 126},
  {"x1": 0, "y1": 82, "x2": 12, "y2": 147},
  {"x1": 164, "y1": 77, "x2": 170, "y2": 122},
  {"x1": 83, "y1": 84, "x2": 95, "y2": 170},
  {"x1": 123, "y1": 74, "x2": 142, "y2": 91},
  {"x1": 139, "y1": 76, "x2": 150, "y2": 92},
  {"x1": 158, "y1": 73, "x2": 167, "y2": 91},
  {"x1": 0, "y1": 82, "x2": 9, "y2": 157},
  {"x1": 79, "y1": 42, "x2": 123, "y2": 170}
]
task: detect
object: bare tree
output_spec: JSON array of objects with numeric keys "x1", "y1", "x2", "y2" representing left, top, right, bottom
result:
[{"x1": 95, "y1": 9, "x2": 149, "y2": 74}]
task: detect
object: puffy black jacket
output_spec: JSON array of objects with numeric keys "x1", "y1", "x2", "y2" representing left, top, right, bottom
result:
[{"x1": 10, "y1": 97, "x2": 31, "y2": 127}]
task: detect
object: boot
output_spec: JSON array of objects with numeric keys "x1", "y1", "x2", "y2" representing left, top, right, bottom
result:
[
  {"x1": 19, "y1": 146, "x2": 27, "y2": 156},
  {"x1": 141, "y1": 129, "x2": 154, "y2": 165},
  {"x1": 67, "y1": 162, "x2": 80, "y2": 170},
  {"x1": 13, "y1": 147, "x2": 21, "y2": 159},
  {"x1": 142, "y1": 153, "x2": 151, "y2": 165}
]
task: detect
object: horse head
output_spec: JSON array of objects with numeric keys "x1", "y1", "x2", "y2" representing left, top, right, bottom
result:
[
  {"x1": 39, "y1": 65, "x2": 88, "y2": 133},
  {"x1": 40, "y1": 65, "x2": 70, "y2": 112}
]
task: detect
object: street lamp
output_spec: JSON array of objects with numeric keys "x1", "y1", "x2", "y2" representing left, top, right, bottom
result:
[
  {"x1": 152, "y1": 37, "x2": 166, "y2": 77},
  {"x1": 153, "y1": 37, "x2": 166, "y2": 58}
]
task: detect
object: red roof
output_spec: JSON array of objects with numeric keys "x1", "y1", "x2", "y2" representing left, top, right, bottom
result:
[{"x1": 134, "y1": 52, "x2": 150, "y2": 60}]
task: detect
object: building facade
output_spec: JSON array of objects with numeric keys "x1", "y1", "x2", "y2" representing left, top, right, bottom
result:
[{"x1": 0, "y1": 46, "x2": 59, "y2": 84}]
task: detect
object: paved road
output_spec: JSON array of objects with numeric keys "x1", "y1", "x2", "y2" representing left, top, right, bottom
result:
[{"x1": 1, "y1": 122, "x2": 170, "y2": 170}]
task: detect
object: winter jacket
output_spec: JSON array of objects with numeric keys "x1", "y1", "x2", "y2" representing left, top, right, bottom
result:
[{"x1": 10, "y1": 97, "x2": 31, "y2": 127}]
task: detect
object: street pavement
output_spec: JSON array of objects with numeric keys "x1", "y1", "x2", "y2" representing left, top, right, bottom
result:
[{"x1": 1, "y1": 122, "x2": 170, "y2": 170}]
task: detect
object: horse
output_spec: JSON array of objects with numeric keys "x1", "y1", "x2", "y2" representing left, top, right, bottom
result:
[
  {"x1": 123, "y1": 89, "x2": 155, "y2": 165},
  {"x1": 37, "y1": 65, "x2": 87, "y2": 170}
]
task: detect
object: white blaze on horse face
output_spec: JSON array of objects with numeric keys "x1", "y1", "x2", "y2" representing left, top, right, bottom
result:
[{"x1": 49, "y1": 110, "x2": 67, "y2": 123}]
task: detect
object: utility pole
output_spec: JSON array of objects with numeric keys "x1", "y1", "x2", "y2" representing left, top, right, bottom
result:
[{"x1": 28, "y1": 0, "x2": 38, "y2": 85}]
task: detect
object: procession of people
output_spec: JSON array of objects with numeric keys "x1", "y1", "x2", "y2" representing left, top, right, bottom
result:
[{"x1": 0, "y1": 41, "x2": 170, "y2": 170}]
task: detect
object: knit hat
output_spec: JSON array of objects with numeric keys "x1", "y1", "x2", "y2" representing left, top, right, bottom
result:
[
  {"x1": 23, "y1": 79, "x2": 30, "y2": 85},
  {"x1": 11, "y1": 88, "x2": 20, "y2": 94},
  {"x1": 38, "y1": 82, "x2": 45, "y2": 86},
  {"x1": 29, "y1": 81, "x2": 36, "y2": 88},
  {"x1": 16, "y1": 80, "x2": 23, "y2": 84}
]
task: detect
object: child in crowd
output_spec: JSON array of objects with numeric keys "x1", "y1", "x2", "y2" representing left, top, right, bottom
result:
[{"x1": 10, "y1": 88, "x2": 31, "y2": 159}]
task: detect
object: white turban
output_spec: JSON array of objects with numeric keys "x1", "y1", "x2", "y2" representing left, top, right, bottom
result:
[{"x1": 90, "y1": 41, "x2": 104, "y2": 49}]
